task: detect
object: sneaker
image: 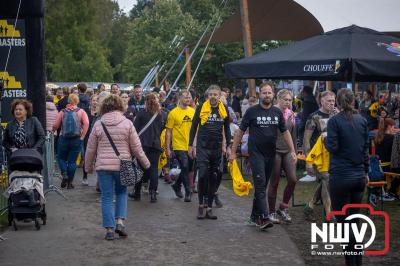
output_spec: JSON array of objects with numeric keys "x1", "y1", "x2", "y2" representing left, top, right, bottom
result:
[
  {"x1": 142, "y1": 182, "x2": 149, "y2": 194},
  {"x1": 205, "y1": 208, "x2": 217, "y2": 220},
  {"x1": 67, "y1": 182, "x2": 75, "y2": 189},
  {"x1": 256, "y1": 217, "x2": 273, "y2": 231},
  {"x1": 246, "y1": 217, "x2": 257, "y2": 226},
  {"x1": 214, "y1": 194, "x2": 223, "y2": 208},
  {"x1": 61, "y1": 173, "x2": 68, "y2": 188},
  {"x1": 268, "y1": 212, "x2": 281, "y2": 224},
  {"x1": 115, "y1": 224, "x2": 128, "y2": 238},
  {"x1": 304, "y1": 204, "x2": 316, "y2": 222},
  {"x1": 299, "y1": 175, "x2": 316, "y2": 182},
  {"x1": 277, "y1": 208, "x2": 292, "y2": 223},
  {"x1": 382, "y1": 193, "x2": 396, "y2": 201},
  {"x1": 369, "y1": 194, "x2": 377, "y2": 207},
  {"x1": 184, "y1": 192, "x2": 192, "y2": 202},
  {"x1": 105, "y1": 231, "x2": 114, "y2": 241},
  {"x1": 82, "y1": 179, "x2": 89, "y2": 186},
  {"x1": 171, "y1": 184, "x2": 183, "y2": 198},
  {"x1": 197, "y1": 206, "x2": 205, "y2": 219}
]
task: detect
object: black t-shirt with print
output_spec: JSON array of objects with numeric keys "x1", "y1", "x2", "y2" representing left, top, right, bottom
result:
[
  {"x1": 189, "y1": 102, "x2": 231, "y2": 149},
  {"x1": 239, "y1": 104, "x2": 287, "y2": 156}
]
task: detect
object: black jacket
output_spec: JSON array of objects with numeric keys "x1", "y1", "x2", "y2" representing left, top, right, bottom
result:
[
  {"x1": 78, "y1": 93, "x2": 90, "y2": 114},
  {"x1": 57, "y1": 96, "x2": 68, "y2": 112},
  {"x1": 324, "y1": 112, "x2": 369, "y2": 179},
  {"x1": 3, "y1": 116, "x2": 45, "y2": 156},
  {"x1": 134, "y1": 110, "x2": 166, "y2": 151}
]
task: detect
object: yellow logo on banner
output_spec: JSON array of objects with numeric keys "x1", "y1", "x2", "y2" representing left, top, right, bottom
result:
[
  {"x1": 0, "y1": 72, "x2": 22, "y2": 88},
  {"x1": 0, "y1": 20, "x2": 20, "y2": 37}
]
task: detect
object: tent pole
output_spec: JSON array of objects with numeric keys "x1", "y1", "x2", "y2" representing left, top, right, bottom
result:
[
  {"x1": 185, "y1": 47, "x2": 192, "y2": 89},
  {"x1": 240, "y1": 0, "x2": 256, "y2": 97}
]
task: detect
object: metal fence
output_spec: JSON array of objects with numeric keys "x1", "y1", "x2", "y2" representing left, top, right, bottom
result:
[{"x1": 0, "y1": 165, "x2": 8, "y2": 216}]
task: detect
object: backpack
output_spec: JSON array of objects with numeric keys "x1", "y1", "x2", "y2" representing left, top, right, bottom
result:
[
  {"x1": 368, "y1": 155, "x2": 384, "y2": 182},
  {"x1": 62, "y1": 108, "x2": 81, "y2": 138}
]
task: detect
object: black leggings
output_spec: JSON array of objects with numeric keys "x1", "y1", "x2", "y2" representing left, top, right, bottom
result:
[
  {"x1": 329, "y1": 177, "x2": 366, "y2": 266},
  {"x1": 135, "y1": 147, "x2": 161, "y2": 192},
  {"x1": 197, "y1": 148, "x2": 221, "y2": 207}
]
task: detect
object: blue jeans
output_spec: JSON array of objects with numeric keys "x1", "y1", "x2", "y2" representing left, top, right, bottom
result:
[
  {"x1": 57, "y1": 136, "x2": 83, "y2": 181},
  {"x1": 174, "y1": 150, "x2": 190, "y2": 194},
  {"x1": 97, "y1": 171, "x2": 127, "y2": 228}
]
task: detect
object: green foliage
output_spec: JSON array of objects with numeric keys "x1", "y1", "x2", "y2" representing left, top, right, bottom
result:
[
  {"x1": 45, "y1": 0, "x2": 115, "y2": 81},
  {"x1": 122, "y1": 0, "x2": 201, "y2": 84},
  {"x1": 129, "y1": 0, "x2": 155, "y2": 19},
  {"x1": 45, "y1": 0, "x2": 287, "y2": 87}
]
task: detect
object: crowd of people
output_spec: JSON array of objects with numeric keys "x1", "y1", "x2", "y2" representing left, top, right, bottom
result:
[{"x1": 4, "y1": 80, "x2": 399, "y2": 265}]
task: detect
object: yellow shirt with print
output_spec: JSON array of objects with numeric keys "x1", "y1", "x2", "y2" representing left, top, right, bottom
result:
[{"x1": 166, "y1": 106, "x2": 195, "y2": 151}]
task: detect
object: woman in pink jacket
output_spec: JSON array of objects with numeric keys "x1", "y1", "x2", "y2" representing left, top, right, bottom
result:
[{"x1": 85, "y1": 94, "x2": 150, "y2": 240}]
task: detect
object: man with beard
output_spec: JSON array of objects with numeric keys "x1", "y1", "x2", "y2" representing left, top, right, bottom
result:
[
  {"x1": 229, "y1": 83, "x2": 297, "y2": 231},
  {"x1": 189, "y1": 85, "x2": 231, "y2": 220},
  {"x1": 165, "y1": 91, "x2": 195, "y2": 202}
]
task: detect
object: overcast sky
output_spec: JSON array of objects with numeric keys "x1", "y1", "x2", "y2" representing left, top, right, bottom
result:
[{"x1": 116, "y1": 0, "x2": 137, "y2": 13}]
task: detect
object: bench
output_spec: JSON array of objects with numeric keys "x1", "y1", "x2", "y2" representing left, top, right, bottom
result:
[{"x1": 367, "y1": 170, "x2": 400, "y2": 210}]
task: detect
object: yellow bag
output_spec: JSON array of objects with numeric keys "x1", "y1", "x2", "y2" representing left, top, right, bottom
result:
[{"x1": 228, "y1": 160, "x2": 253, "y2": 197}]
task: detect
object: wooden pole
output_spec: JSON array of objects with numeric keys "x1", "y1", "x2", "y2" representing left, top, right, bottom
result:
[
  {"x1": 185, "y1": 47, "x2": 192, "y2": 89},
  {"x1": 325, "y1": 81, "x2": 332, "y2": 91},
  {"x1": 240, "y1": 0, "x2": 256, "y2": 97},
  {"x1": 155, "y1": 71, "x2": 160, "y2": 88}
]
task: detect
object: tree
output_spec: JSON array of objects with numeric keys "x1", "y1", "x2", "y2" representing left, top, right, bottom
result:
[
  {"x1": 122, "y1": 0, "x2": 201, "y2": 85},
  {"x1": 129, "y1": 0, "x2": 155, "y2": 19},
  {"x1": 45, "y1": 0, "x2": 115, "y2": 81}
]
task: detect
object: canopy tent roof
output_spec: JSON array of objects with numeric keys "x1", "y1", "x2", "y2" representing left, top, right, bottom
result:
[
  {"x1": 208, "y1": 0, "x2": 400, "y2": 43},
  {"x1": 225, "y1": 25, "x2": 400, "y2": 82}
]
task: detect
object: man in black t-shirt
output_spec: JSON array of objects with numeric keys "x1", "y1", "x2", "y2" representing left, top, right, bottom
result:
[
  {"x1": 229, "y1": 83, "x2": 297, "y2": 231},
  {"x1": 189, "y1": 85, "x2": 231, "y2": 220}
]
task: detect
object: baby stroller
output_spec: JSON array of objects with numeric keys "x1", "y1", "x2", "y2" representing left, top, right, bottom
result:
[{"x1": 6, "y1": 149, "x2": 46, "y2": 230}]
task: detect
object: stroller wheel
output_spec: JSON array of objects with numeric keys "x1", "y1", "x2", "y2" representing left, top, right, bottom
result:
[
  {"x1": 35, "y1": 219, "x2": 41, "y2": 230},
  {"x1": 42, "y1": 216, "x2": 46, "y2": 225},
  {"x1": 12, "y1": 220, "x2": 18, "y2": 231}
]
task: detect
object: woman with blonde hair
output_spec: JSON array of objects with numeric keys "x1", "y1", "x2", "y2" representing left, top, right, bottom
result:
[
  {"x1": 129, "y1": 93, "x2": 166, "y2": 203},
  {"x1": 53, "y1": 94, "x2": 89, "y2": 189},
  {"x1": 85, "y1": 94, "x2": 150, "y2": 240},
  {"x1": 268, "y1": 89, "x2": 297, "y2": 224}
]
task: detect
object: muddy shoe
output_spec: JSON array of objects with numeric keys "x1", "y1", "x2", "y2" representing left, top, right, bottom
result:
[
  {"x1": 171, "y1": 184, "x2": 183, "y2": 198},
  {"x1": 256, "y1": 217, "x2": 273, "y2": 231},
  {"x1": 205, "y1": 208, "x2": 217, "y2": 220},
  {"x1": 150, "y1": 190, "x2": 157, "y2": 203},
  {"x1": 197, "y1": 206, "x2": 205, "y2": 219},
  {"x1": 277, "y1": 208, "x2": 292, "y2": 223},
  {"x1": 184, "y1": 192, "x2": 192, "y2": 202},
  {"x1": 268, "y1": 212, "x2": 281, "y2": 224},
  {"x1": 214, "y1": 194, "x2": 223, "y2": 208},
  {"x1": 115, "y1": 224, "x2": 128, "y2": 238},
  {"x1": 304, "y1": 204, "x2": 316, "y2": 222}
]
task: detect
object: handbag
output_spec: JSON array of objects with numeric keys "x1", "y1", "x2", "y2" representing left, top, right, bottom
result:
[{"x1": 101, "y1": 122, "x2": 143, "y2": 186}]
